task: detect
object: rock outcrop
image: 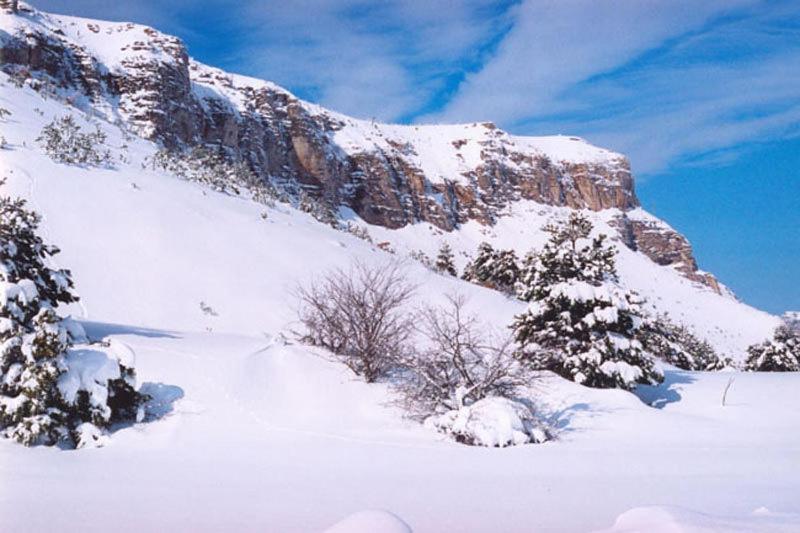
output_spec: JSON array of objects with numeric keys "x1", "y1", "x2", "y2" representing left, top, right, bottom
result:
[{"x1": 0, "y1": 5, "x2": 720, "y2": 291}]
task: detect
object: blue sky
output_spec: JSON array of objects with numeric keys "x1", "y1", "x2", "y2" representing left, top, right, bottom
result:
[{"x1": 35, "y1": 0, "x2": 800, "y2": 314}]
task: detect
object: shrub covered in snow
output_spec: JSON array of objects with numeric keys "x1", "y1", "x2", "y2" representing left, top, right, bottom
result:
[
  {"x1": 0, "y1": 188, "x2": 146, "y2": 447},
  {"x1": 511, "y1": 213, "x2": 663, "y2": 390},
  {"x1": 396, "y1": 294, "x2": 524, "y2": 417},
  {"x1": 296, "y1": 261, "x2": 415, "y2": 382},
  {"x1": 783, "y1": 311, "x2": 800, "y2": 334},
  {"x1": 744, "y1": 325, "x2": 800, "y2": 372},
  {"x1": 637, "y1": 315, "x2": 725, "y2": 371},
  {"x1": 36, "y1": 115, "x2": 112, "y2": 166},
  {"x1": 145, "y1": 145, "x2": 259, "y2": 195},
  {"x1": 462, "y1": 242, "x2": 519, "y2": 294},
  {"x1": 425, "y1": 397, "x2": 550, "y2": 447}
]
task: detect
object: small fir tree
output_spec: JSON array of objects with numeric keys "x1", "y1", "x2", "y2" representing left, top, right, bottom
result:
[
  {"x1": 36, "y1": 115, "x2": 111, "y2": 166},
  {"x1": 434, "y1": 243, "x2": 457, "y2": 276},
  {"x1": 462, "y1": 242, "x2": 519, "y2": 293},
  {"x1": 511, "y1": 212, "x2": 663, "y2": 390}
]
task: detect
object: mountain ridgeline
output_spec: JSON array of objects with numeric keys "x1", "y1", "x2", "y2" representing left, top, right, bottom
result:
[{"x1": 0, "y1": 2, "x2": 718, "y2": 291}]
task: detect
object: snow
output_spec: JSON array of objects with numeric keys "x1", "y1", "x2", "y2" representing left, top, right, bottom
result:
[
  {"x1": 425, "y1": 396, "x2": 550, "y2": 447},
  {"x1": 364, "y1": 201, "x2": 779, "y2": 358},
  {"x1": 323, "y1": 510, "x2": 413, "y2": 533},
  {"x1": 58, "y1": 346, "x2": 121, "y2": 412},
  {"x1": 330, "y1": 119, "x2": 625, "y2": 186},
  {"x1": 0, "y1": 10, "x2": 797, "y2": 532},
  {"x1": 595, "y1": 505, "x2": 800, "y2": 533}
]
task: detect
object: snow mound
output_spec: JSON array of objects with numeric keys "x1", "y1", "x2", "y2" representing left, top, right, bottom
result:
[
  {"x1": 425, "y1": 397, "x2": 549, "y2": 447},
  {"x1": 596, "y1": 505, "x2": 800, "y2": 533},
  {"x1": 323, "y1": 510, "x2": 412, "y2": 533}
]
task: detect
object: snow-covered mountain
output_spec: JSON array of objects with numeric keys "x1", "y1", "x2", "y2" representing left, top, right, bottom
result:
[
  {"x1": 0, "y1": 2, "x2": 779, "y2": 357},
  {"x1": 2, "y1": 4, "x2": 798, "y2": 532}
]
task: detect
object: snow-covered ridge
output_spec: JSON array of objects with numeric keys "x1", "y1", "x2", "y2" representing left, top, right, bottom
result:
[
  {"x1": 0, "y1": 1, "x2": 780, "y2": 355},
  {"x1": 0, "y1": 3, "x2": 637, "y2": 224},
  {"x1": 2, "y1": 7, "x2": 622, "y2": 173}
]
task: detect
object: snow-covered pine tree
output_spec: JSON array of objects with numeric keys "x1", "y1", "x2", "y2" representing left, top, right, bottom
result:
[
  {"x1": 511, "y1": 212, "x2": 663, "y2": 390},
  {"x1": 462, "y1": 242, "x2": 495, "y2": 284},
  {"x1": 493, "y1": 249, "x2": 520, "y2": 291},
  {"x1": 744, "y1": 325, "x2": 800, "y2": 372},
  {"x1": 637, "y1": 314, "x2": 724, "y2": 371},
  {"x1": 434, "y1": 243, "x2": 457, "y2": 276},
  {"x1": 0, "y1": 185, "x2": 146, "y2": 447},
  {"x1": 462, "y1": 242, "x2": 519, "y2": 293}
]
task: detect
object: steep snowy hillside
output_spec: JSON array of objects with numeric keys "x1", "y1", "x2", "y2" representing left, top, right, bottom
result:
[
  {"x1": 0, "y1": 2, "x2": 779, "y2": 356},
  {"x1": 0, "y1": 2, "x2": 729, "y2": 290},
  {"x1": 2, "y1": 51, "x2": 799, "y2": 533},
  {"x1": 1, "y1": 3, "x2": 798, "y2": 532}
]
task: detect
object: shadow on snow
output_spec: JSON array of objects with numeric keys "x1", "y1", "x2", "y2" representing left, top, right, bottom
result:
[{"x1": 634, "y1": 369, "x2": 696, "y2": 409}]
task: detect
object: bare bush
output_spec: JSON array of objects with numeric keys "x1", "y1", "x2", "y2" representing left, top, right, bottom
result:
[
  {"x1": 296, "y1": 261, "x2": 415, "y2": 382},
  {"x1": 397, "y1": 293, "x2": 525, "y2": 417}
]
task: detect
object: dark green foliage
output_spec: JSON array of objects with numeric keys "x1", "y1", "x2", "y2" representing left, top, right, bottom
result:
[
  {"x1": 462, "y1": 242, "x2": 519, "y2": 294},
  {"x1": 511, "y1": 213, "x2": 662, "y2": 390},
  {"x1": 0, "y1": 186, "x2": 146, "y2": 447},
  {"x1": 744, "y1": 326, "x2": 800, "y2": 372},
  {"x1": 637, "y1": 315, "x2": 724, "y2": 371},
  {"x1": 435, "y1": 243, "x2": 457, "y2": 276}
]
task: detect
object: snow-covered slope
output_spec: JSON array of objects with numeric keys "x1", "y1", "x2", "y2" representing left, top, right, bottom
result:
[
  {"x1": 1, "y1": 60, "x2": 798, "y2": 532},
  {"x1": 1, "y1": 3, "x2": 797, "y2": 532}
]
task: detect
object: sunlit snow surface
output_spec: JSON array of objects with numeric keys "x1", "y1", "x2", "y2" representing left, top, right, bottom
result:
[{"x1": 0, "y1": 13, "x2": 796, "y2": 531}]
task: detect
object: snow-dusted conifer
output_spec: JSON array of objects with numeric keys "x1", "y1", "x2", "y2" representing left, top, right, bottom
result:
[
  {"x1": 744, "y1": 326, "x2": 800, "y2": 372},
  {"x1": 462, "y1": 242, "x2": 495, "y2": 283},
  {"x1": 434, "y1": 243, "x2": 457, "y2": 276},
  {"x1": 637, "y1": 315, "x2": 723, "y2": 371},
  {"x1": 511, "y1": 212, "x2": 662, "y2": 390},
  {"x1": 0, "y1": 185, "x2": 146, "y2": 447},
  {"x1": 462, "y1": 242, "x2": 519, "y2": 293},
  {"x1": 36, "y1": 115, "x2": 111, "y2": 166}
]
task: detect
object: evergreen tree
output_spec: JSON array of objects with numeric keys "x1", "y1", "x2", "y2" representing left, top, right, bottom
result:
[
  {"x1": 637, "y1": 315, "x2": 724, "y2": 371},
  {"x1": 462, "y1": 242, "x2": 519, "y2": 294},
  {"x1": 0, "y1": 184, "x2": 146, "y2": 447},
  {"x1": 462, "y1": 242, "x2": 495, "y2": 284},
  {"x1": 511, "y1": 212, "x2": 662, "y2": 390},
  {"x1": 744, "y1": 326, "x2": 800, "y2": 372},
  {"x1": 434, "y1": 243, "x2": 457, "y2": 276},
  {"x1": 493, "y1": 249, "x2": 520, "y2": 291}
]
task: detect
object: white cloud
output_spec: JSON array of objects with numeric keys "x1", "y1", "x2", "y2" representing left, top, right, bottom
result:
[
  {"x1": 425, "y1": 0, "x2": 800, "y2": 174},
  {"x1": 229, "y1": 0, "x2": 515, "y2": 121}
]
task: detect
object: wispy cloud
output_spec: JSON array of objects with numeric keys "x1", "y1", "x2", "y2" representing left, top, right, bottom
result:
[
  {"x1": 227, "y1": 0, "x2": 517, "y2": 121},
  {"x1": 426, "y1": 0, "x2": 800, "y2": 174}
]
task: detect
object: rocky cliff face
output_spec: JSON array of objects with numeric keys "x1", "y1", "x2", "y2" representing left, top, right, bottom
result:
[{"x1": 0, "y1": 5, "x2": 719, "y2": 291}]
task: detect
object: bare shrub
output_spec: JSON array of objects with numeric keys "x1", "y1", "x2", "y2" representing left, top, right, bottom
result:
[
  {"x1": 295, "y1": 261, "x2": 415, "y2": 382},
  {"x1": 397, "y1": 293, "x2": 525, "y2": 417}
]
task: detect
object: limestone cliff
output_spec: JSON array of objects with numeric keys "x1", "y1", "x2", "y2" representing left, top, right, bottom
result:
[{"x1": 0, "y1": 4, "x2": 719, "y2": 290}]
